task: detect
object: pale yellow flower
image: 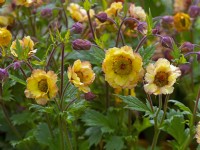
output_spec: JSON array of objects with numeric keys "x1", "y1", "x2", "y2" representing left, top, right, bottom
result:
[
  {"x1": 174, "y1": 12, "x2": 191, "y2": 32},
  {"x1": 0, "y1": 28, "x2": 12, "y2": 47},
  {"x1": 67, "y1": 3, "x2": 95, "y2": 22},
  {"x1": 102, "y1": 46, "x2": 144, "y2": 89},
  {"x1": 144, "y1": 58, "x2": 181, "y2": 95},
  {"x1": 15, "y1": 0, "x2": 34, "y2": 7},
  {"x1": 105, "y1": 2, "x2": 123, "y2": 17},
  {"x1": 196, "y1": 121, "x2": 200, "y2": 144},
  {"x1": 129, "y1": 4, "x2": 146, "y2": 21},
  {"x1": 68, "y1": 59, "x2": 95, "y2": 93},
  {"x1": 0, "y1": 16, "x2": 14, "y2": 27},
  {"x1": 25, "y1": 69, "x2": 58, "y2": 105},
  {"x1": 174, "y1": 0, "x2": 191, "y2": 13},
  {"x1": 10, "y1": 36, "x2": 36, "y2": 57}
]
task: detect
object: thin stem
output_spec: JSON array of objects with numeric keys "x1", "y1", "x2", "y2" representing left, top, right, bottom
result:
[
  {"x1": 160, "y1": 94, "x2": 170, "y2": 126},
  {"x1": 192, "y1": 87, "x2": 200, "y2": 124},
  {"x1": 45, "y1": 113, "x2": 54, "y2": 140},
  {"x1": 62, "y1": 118, "x2": 73, "y2": 150},
  {"x1": 24, "y1": 61, "x2": 33, "y2": 71},
  {"x1": 116, "y1": 17, "x2": 139, "y2": 47},
  {"x1": 61, "y1": 82, "x2": 70, "y2": 101},
  {"x1": 61, "y1": 2, "x2": 68, "y2": 29},
  {"x1": 87, "y1": 10, "x2": 95, "y2": 40},
  {"x1": 106, "y1": 82, "x2": 109, "y2": 110},
  {"x1": 64, "y1": 98, "x2": 77, "y2": 111},
  {"x1": 60, "y1": 43, "x2": 65, "y2": 109},
  {"x1": 19, "y1": 67, "x2": 27, "y2": 79},
  {"x1": 147, "y1": 93, "x2": 154, "y2": 112},
  {"x1": 135, "y1": 35, "x2": 147, "y2": 53},
  {"x1": 58, "y1": 116, "x2": 65, "y2": 150}
]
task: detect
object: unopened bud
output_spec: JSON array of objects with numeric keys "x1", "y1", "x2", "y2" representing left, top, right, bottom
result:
[
  {"x1": 180, "y1": 42, "x2": 194, "y2": 53},
  {"x1": 13, "y1": 62, "x2": 21, "y2": 70},
  {"x1": 41, "y1": 8, "x2": 52, "y2": 18},
  {"x1": 179, "y1": 64, "x2": 191, "y2": 75},
  {"x1": 197, "y1": 52, "x2": 200, "y2": 62},
  {"x1": 0, "y1": 68, "x2": 9, "y2": 81},
  {"x1": 137, "y1": 22, "x2": 147, "y2": 35},
  {"x1": 71, "y1": 22, "x2": 83, "y2": 34},
  {"x1": 161, "y1": 16, "x2": 174, "y2": 29},
  {"x1": 95, "y1": 12, "x2": 108, "y2": 23},
  {"x1": 84, "y1": 92, "x2": 96, "y2": 101},
  {"x1": 72, "y1": 39, "x2": 91, "y2": 50},
  {"x1": 152, "y1": 25, "x2": 160, "y2": 35},
  {"x1": 189, "y1": 5, "x2": 200, "y2": 18},
  {"x1": 161, "y1": 36, "x2": 173, "y2": 49}
]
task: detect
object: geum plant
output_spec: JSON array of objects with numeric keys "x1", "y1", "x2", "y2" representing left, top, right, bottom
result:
[{"x1": 0, "y1": 0, "x2": 200, "y2": 150}]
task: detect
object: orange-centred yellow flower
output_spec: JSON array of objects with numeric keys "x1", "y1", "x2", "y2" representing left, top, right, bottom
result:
[
  {"x1": 68, "y1": 59, "x2": 95, "y2": 93},
  {"x1": 174, "y1": 12, "x2": 191, "y2": 32},
  {"x1": 10, "y1": 36, "x2": 36, "y2": 58},
  {"x1": 144, "y1": 58, "x2": 181, "y2": 95},
  {"x1": 196, "y1": 121, "x2": 200, "y2": 144},
  {"x1": 0, "y1": 28, "x2": 12, "y2": 47},
  {"x1": 25, "y1": 69, "x2": 58, "y2": 105},
  {"x1": 102, "y1": 46, "x2": 144, "y2": 89}
]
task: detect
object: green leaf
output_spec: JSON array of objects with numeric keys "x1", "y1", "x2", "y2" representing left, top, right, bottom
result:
[
  {"x1": 133, "y1": 117, "x2": 152, "y2": 134},
  {"x1": 85, "y1": 127, "x2": 102, "y2": 147},
  {"x1": 9, "y1": 74, "x2": 26, "y2": 85},
  {"x1": 102, "y1": 0, "x2": 107, "y2": 10},
  {"x1": 29, "y1": 104, "x2": 54, "y2": 114},
  {"x1": 116, "y1": 95, "x2": 150, "y2": 112},
  {"x1": 171, "y1": 42, "x2": 181, "y2": 60},
  {"x1": 83, "y1": 0, "x2": 91, "y2": 11},
  {"x1": 81, "y1": 109, "x2": 114, "y2": 133},
  {"x1": 64, "y1": 30, "x2": 70, "y2": 44},
  {"x1": 11, "y1": 112, "x2": 36, "y2": 125},
  {"x1": 146, "y1": 8, "x2": 153, "y2": 35},
  {"x1": 104, "y1": 136, "x2": 124, "y2": 150},
  {"x1": 34, "y1": 123, "x2": 52, "y2": 145},
  {"x1": 139, "y1": 45, "x2": 155, "y2": 66},
  {"x1": 169, "y1": 100, "x2": 192, "y2": 115}
]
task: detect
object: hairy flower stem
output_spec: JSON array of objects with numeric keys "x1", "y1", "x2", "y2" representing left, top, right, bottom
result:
[
  {"x1": 45, "y1": 113, "x2": 54, "y2": 140},
  {"x1": 106, "y1": 82, "x2": 109, "y2": 110},
  {"x1": 62, "y1": 118, "x2": 73, "y2": 150},
  {"x1": 61, "y1": 2, "x2": 68, "y2": 29},
  {"x1": 60, "y1": 43, "x2": 65, "y2": 110},
  {"x1": 135, "y1": 35, "x2": 147, "y2": 53},
  {"x1": 151, "y1": 94, "x2": 162, "y2": 150},
  {"x1": 116, "y1": 17, "x2": 139, "y2": 47},
  {"x1": 87, "y1": 10, "x2": 96, "y2": 41},
  {"x1": 160, "y1": 94, "x2": 170, "y2": 125},
  {"x1": 58, "y1": 116, "x2": 65, "y2": 150}
]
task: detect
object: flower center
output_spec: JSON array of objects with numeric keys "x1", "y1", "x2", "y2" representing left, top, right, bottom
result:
[
  {"x1": 154, "y1": 71, "x2": 169, "y2": 87},
  {"x1": 38, "y1": 79, "x2": 48, "y2": 92},
  {"x1": 113, "y1": 56, "x2": 132, "y2": 75},
  {"x1": 180, "y1": 16, "x2": 186, "y2": 27},
  {"x1": 76, "y1": 71, "x2": 84, "y2": 82}
]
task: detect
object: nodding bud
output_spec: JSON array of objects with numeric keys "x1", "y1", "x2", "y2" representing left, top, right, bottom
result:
[
  {"x1": 13, "y1": 62, "x2": 21, "y2": 70},
  {"x1": 152, "y1": 25, "x2": 160, "y2": 35},
  {"x1": 179, "y1": 64, "x2": 191, "y2": 76},
  {"x1": 180, "y1": 42, "x2": 194, "y2": 53},
  {"x1": 41, "y1": 8, "x2": 52, "y2": 18},
  {"x1": 161, "y1": 16, "x2": 174, "y2": 28},
  {"x1": 161, "y1": 36, "x2": 173, "y2": 49},
  {"x1": 137, "y1": 22, "x2": 147, "y2": 35},
  {"x1": 95, "y1": 12, "x2": 108, "y2": 23},
  {"x1": 189, "y1": 5, "x2": 200, "y2": 18},
  {"x1": 71, "y1": 22, "x2": 83, "y2": 34},
  {"x1": 72, "y1": 39, "x2": 91, "y2": 50},
  {"x1": 84, "y1": 92, "x2": 96, "y2": 101},
  {"x1": 0, "y1": 68, "x2": 9, "y2": 81},
  {"x1": 197, "y1": 52, "x2": 200, "y2": 62}
]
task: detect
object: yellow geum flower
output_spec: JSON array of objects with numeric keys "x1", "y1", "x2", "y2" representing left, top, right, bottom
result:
[
  {"x1": 102, "y1": 46, "x2": 144, "y2": 89},
  {"x1": 196, "y1": 121, "x2": 200, "y2": 144},
  {"x1": 144, "y1": 58, "x2": 181, "y2": 95},
  {"x1": 68, "y1": 59, "x2": 95, "y2": 93},
  {"x1": 10, "y1": 36, "x2": 36, "y2": 57},
  {"x1": 129, "y1": 4, "x2": 146, "y2": 21},
  {"x1": 0, "y1": 28, "x2": 12, "y2": 47},
  {"x1": 25, "y1": 69, "x2": 58, "y2": 105},
  {"x1": 67, "y1": 3, "x2": 95, "y2": 22},
  {"x1": 15, "y1": 0, "x2": 34, "y2": 7},
  {"x1": 105, "y1": 2, "x2": 123, "y2": 17},
  {"x1": 174, "y1": 12, "x2": 191, "y2": 32},
  {"x1": 0, "y1": 0, "x2": 5, "y2": 6}
]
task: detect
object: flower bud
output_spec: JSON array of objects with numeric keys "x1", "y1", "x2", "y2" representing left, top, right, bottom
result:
[
  {"x1": 180, "y1": 42, "x2": 194, "y2": 53},
  {"x1": 137, "y1": 22, "x2": 147, "y2": 35},
  {"x1": 197, "y1": 52, "x2": 200, "y2": 62},
  {"x1": 41, "y1": 8, "x2": 52, "y2": 18},
  {"x1": 72, "y1": 39, "x2": 91, "y2": 50},
  {"x1": 71, "y1": 22, "x2": 83, "y2": 34},
  {"x1": 13, "y1": 61, "x2": 21, "y2": 70},
  {"x1": 179, "y1": 64, "x2": 191, "y2": 75},
  {"x1": 152, "y1": 25, "x2": 160, "y2": 35},
  {"x1": 161, "y1": 36, "x2": 173, "y2": 49},
  {"x1": 161, "y1": 16, "x2": 174, "y2": 29},
  {"x1": 0, "y1": 68, "x2": 9, "y2": 81},
  {"x1": 84, "y1": 92, "x2": 96, "y2": 101},
  {"x1": 189, "y1": 5, "x2": 200, "y2": 18},
  {"x1": 95, "y1": 12, "x2": 108, "y2": 23}
]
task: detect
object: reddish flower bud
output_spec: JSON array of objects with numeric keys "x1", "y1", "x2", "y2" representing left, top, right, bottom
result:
[
  {"x1": 72, "y1": 39, "x2": 91, "y2": 50},
  {"x1": 180, "y1": 42, "x2": 194, "y2": 53},
  {"x1": 0, "y1": 68, "x2": 9, "y2": 81},
  {"x1": 161, "y1": 36, "x2": 173, "y2": 49},
  {"x1": 41, "y1": 8, "x2": 52, "y2": 18},
  {"x1": 161, "y1": 16, "x2": 174, "y2": 29},
  {"x1": 179, "y1": 64, "x2": 191, "y2": 75},
  {"x1": 137, "y1": 22, "x2": 147, "y2": 34},
  {"x1": 84, "y1": 92, "x2": 96, "y2": 101},
  {"x1": 13, "y1": 62, "x2": 21, "y2": 70},
  {"x1": 71, "y1": 22, "x2": 83, "y2": 34},
  {"x1": 189, "y1": 5, "x2": 200, "y2": 18},
  {"x1": 95, "y1": 13, "x2": 108, "y2": 23}
]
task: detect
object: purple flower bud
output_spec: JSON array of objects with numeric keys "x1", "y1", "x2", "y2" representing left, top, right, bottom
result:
[
  {"x1": 13, "y1": 62, "x2": 21, "y2": 70},
  {"x1": 180, "y1": 42, "x2": 194, "y2": 53},
  {"x1": 72, "y1": 39, "x2": 91, "y2": 50},
  {"x1": 197, "y1": 52, "x2": 200, "y2": 62},
  {"x1": 95, "y1": 12, "x2": 108, "y2": 23},
  {"x1": 161, "y1": 16, "x2": 174, "y2": 29},
  {"x1": 71, "y1": 22, "x2": 83, "y2": 34},
  {"x1": 179, "y1": 64, "x2": 191, "y2": 75},
  {"x1": 84, "y1": 92, "x2": 96, "y2": 101},
  {"x1": 161, "y1": 36, "x2": 174, "y2": 49},
  {"x1": 0, "y1": 68, "x2": 9, "y2": 81},
  {"x1": 152, "y1": 25, "x2": 160, "y2": 35},
  {"x1": 189, "y1": 5, "x2": 200, "y2": 18},
  {"x1": 41, "y1": 8, "x2": 52, "y2": 18},
  {"x1": 137, "y1": 22, "x2": 147, "y2": 35}
]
